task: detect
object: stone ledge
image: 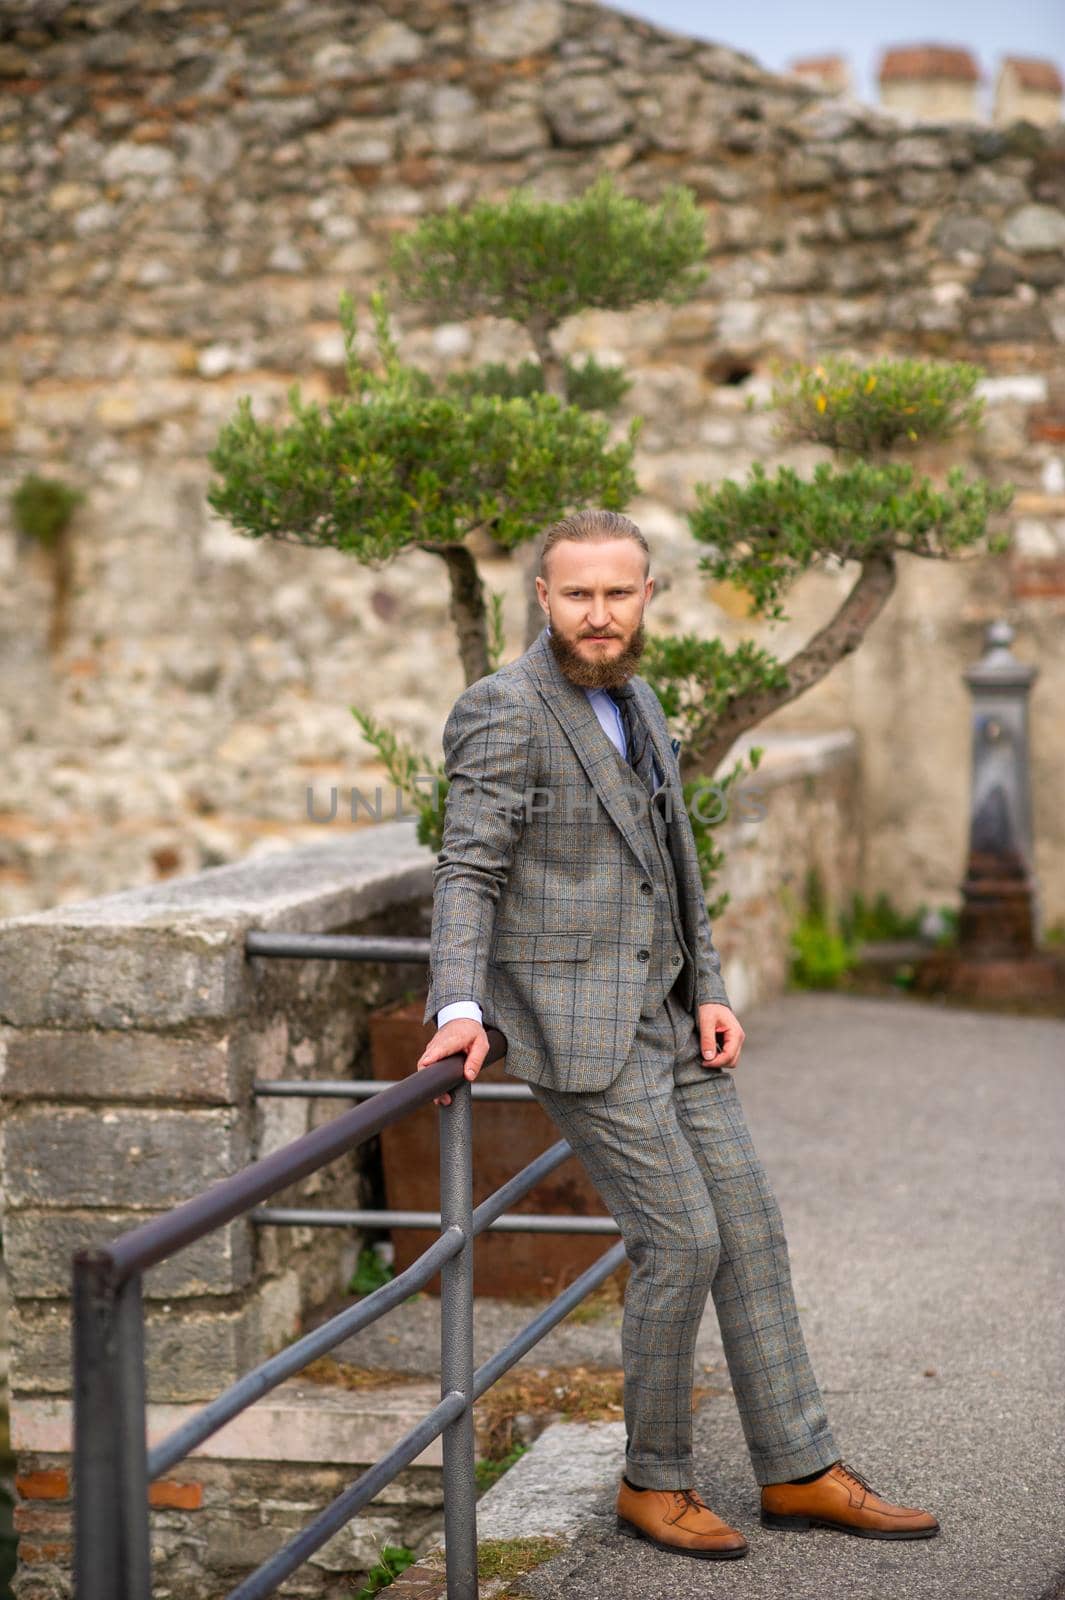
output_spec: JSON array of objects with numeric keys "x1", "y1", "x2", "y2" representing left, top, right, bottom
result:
[
  {"x1": 475, "y1": 1419, "x2": 625, "y2": 1543},
  {"x1": 0, "y1": 821, "x2": 433, "y2": 1028},
  {"x1": 0, "y1": 821, "x2": 432, "y2": 933},
  {"x1": 719, "y1": 728, "x2": 858, "y2": 789},
  {"x1": 354, "y1": 1420, "x2": 623, "y2": 1600},
  {"x1": 12, "y1": 1378, "x2": 446, "y2": 1468}
]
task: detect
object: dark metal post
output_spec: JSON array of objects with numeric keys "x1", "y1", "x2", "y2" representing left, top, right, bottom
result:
[
  {"x1": 73, "y1": 1255, "x2": 151, "y2": 1599},
  {"x1": 73, "y1": 1251, "x2": 123, "y2": 1600},
  {"x1": 439, "y1": 1080, "x2": 478, "y2": 1600},
  {"x1": 115, "y1": 1274, "x2": 152, "y2": 1598}
]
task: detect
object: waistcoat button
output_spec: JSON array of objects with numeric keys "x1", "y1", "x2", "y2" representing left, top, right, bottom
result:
[
  {"x1": 637, "y1": 948, "x2": 650, "y2": 961},
  {"x1": 640, "y1": 882, "x2": 653, "y2": 896}
]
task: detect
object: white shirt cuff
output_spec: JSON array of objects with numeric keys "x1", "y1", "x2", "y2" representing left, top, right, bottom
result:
[{"x1": 437, "y1": 1000, "x2": 483, "y2": 1028}]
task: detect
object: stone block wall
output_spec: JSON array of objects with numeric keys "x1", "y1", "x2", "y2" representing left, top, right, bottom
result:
[
  {"x1": 1, "y1": 0, "x2": 1063, "y2": 931},
  {"x1": 1, "y1": 822, "x2": 438, "y2": 1595}
]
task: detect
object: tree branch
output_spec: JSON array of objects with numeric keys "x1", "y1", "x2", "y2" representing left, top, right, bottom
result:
[{"x1": 682, "y1": 548, "x2": 898, "y2": 780}]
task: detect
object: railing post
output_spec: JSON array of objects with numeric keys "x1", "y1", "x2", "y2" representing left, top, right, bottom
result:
[
  {"x1": 72, "y1": 1253, "x2": 151, "y2": 1600},
  {"x1": 439, "y1": 1079, "x2": 478, "y2": 1600},
  {"x1": 115, "y1": 1273, "x2": 152, "y2": 1598},
  {"x1": 72, "y1": 1251, "x2": 123, "y2": 1599}
]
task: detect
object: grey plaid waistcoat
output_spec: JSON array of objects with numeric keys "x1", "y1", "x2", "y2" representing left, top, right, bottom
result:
[{"x1": 604, "y1": 704, "x2": 694, "y2": 1020}]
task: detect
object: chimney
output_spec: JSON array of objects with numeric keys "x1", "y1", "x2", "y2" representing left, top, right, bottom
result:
[
  {"x1": 877, "y1": 43, "x2": 982, "y2": 122},
  {"x1": 994, "y1": 56, "x2": 1064, "y2": 127},
  {"x1": 787, "y1": 53, "x2": 853, "y2": 99}
]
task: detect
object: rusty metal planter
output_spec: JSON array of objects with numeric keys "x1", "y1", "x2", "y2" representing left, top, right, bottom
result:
[{"x1": 367, "y1": 996, "x2": 612, "y2": 1297}]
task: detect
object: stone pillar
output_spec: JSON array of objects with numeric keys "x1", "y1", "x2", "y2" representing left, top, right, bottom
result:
[
  {"x1": 959, "y1": 619, "x2": 1039, "y2": 955},
  {"x1": 0, "y1": 823, "x2": 435, "y2": 1597}
]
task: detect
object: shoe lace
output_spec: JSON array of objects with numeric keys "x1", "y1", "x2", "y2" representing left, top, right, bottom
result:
[
  {"x1": 836, "y1": 1461, "x2": 878, "y2": 1496},
  {"x1": 672, "y1": 1489, "x2": 707, "y2": 1515}
]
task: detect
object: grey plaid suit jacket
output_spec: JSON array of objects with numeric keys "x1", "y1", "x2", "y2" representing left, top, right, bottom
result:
[{"x1": 422, "y1": 625, "x2": 732, "y2": 1091}]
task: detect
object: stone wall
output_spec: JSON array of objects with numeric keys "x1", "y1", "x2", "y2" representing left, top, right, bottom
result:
[{"x1": 2, "y1": 0, "x2": 1063, "y2": 922}]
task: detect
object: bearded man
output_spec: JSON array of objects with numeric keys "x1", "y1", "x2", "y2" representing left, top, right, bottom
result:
[{"x1": 417, "y1": 508, "x2": 938, "y2": 1559}]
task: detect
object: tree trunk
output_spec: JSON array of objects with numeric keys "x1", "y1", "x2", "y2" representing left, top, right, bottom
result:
[
  {"x1": 681, "y1": 548, "x2": 898, "y2": 782},
  {"x1": 422, "y1": 541, "x2": 491, "y2": 686},
  {"x1": 528, "y1": 319, "x2": 567, "y2": 401}
]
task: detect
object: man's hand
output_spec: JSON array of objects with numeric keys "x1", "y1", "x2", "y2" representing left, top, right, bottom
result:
[
  {"x1": 698, "y1": 1002, "x2": 745, "y2": 1070},
  {"x1": 416, "y1": 1019, "x2": 491, "y2": 1107}
]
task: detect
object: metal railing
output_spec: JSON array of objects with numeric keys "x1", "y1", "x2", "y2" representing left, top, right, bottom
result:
[{"x1": 72, "y1": 932, "x2": 623, "y2": 1600}]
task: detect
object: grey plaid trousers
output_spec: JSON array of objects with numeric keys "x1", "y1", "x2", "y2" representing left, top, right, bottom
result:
[{"x1": 526, "y1": 984, "x2": 840, "y2": 1489}]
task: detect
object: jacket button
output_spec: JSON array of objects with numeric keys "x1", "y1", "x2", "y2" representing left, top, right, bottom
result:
[
  {"x1": 640, "y1": 882, "x2": 653, "y2": 896},
  {"x1": 637, "y1": 948, "x2": 650, "y2": 961}
]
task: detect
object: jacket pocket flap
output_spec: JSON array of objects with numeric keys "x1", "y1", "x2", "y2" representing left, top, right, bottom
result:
[{"x1": 491, "y1": 931, "x2": 592, "y2": 963}]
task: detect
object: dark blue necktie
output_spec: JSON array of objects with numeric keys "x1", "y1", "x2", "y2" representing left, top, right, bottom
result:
[{"x1": 608, "y1": 681, "x2": 656, "y2": 795}]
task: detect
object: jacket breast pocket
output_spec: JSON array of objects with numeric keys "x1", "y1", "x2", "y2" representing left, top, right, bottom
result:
[{"x1": 491, "y1": 931, "x2": 592, "y2": 963}]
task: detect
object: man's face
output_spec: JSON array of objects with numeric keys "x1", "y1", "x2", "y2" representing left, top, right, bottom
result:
[{"x1": 536, "y1": 537, "x2": 654, "y2": 689}]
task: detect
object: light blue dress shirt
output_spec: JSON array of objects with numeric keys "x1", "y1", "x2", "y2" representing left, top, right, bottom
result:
[{"x1": 437, "y1": 627, "x2": 657, "y2": 1029}]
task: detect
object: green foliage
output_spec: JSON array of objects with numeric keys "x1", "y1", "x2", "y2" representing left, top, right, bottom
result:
[
  {"x1": 640, "y1": 631, "x2": 790, "y2": 748},
  {"x1": 475, "y1": 1441, "x2": 529, "y2": 1494},
  {"x1": 350, "y1": 706, "x2": 448, "y2": 853},
  {"x1": 347, "y1": 1246, "x2": 394, "y2": 1297},
  {"x1": 1043, "y1": 919, "x2": 1065, "y2": 949},
  {"x1": 11, "y1": 473, "x2": 84, "y2": 549},
  {"x1": 206, "y1": 291, "x2": 639, "y2": 560},
  {"x1": 640, "y1": 632, "x2": 780, "y2": 913},
  {"x1": 690, "y1": 459, "x2": 1014, "y2": 622},
  {"x1": 353, "y1": 1544, "x2": 415, "y2": 1599},
  {"x1": 790, "y1": 915, "x2": 857, "y2": 989},
  {"x1": 787, "y1": 868, "x2": 859, "y2": 989},
  {"x1": 838, "y1": 890, "x2": 924, "y2": 944},
  {"x1": 442, "y1": 353, "x2": 630, "y2": 412},
  {"x1": 388, "y1": 173, "x2": 708, "y2": 330},
  {"x1": 770, "y1": 354, "x2": 987, "y2": 455},
  {"x1": 682, "y1": 748, "x2": 765, "y2": 922}
]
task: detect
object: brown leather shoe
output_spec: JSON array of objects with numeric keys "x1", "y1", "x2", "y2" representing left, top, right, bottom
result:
[
  {"x1": 761, "y1": 1461, "x2": 939, "y2": 1539},
  {"x1": 616, "y1": 1481, "x2": 748, "y2": 1560}
]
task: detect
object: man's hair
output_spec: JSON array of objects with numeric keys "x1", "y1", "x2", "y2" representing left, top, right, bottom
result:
[{"x1": 538, "y1": 508, "x2": 650, "y2": 581}]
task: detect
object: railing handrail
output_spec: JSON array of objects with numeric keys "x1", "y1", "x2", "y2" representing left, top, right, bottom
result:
[{"x1": 92, "y1": 1036, "x2": 505, "y2": 1284}]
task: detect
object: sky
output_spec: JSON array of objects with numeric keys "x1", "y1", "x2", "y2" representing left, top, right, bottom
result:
[{"x1": 608, "y1": 0, "x2": 1065, "y2": 111}]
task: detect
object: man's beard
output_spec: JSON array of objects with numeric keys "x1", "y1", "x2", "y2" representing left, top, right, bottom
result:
[{"x1": 546, "y1": 615, "x2": 647, "y2": 689}]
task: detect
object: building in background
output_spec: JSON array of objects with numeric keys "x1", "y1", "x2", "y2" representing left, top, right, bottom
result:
[
  {"x1": 994, "y1": 56, "x2": 1064, "y2": 127},
  {"x1": 787, "y1": 53, "x2": 853, "y2": 99},
  {"x1": 877, "y1": 44, "x2": 982, "y2": 121}
]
